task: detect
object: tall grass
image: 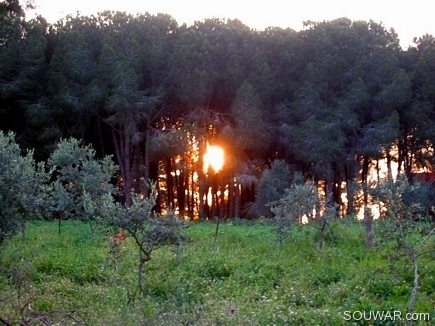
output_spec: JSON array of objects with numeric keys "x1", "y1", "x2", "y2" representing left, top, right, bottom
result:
[{"x1": 1, "y1": 219, "x2": 434, "y2": 325}]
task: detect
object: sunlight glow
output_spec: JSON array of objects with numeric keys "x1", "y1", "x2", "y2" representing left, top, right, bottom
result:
[
  {"x1": 356, "y1": 155, "x2": 397, "y2": 220},
  {"x1": 27, "y1": 0, "x2": 435, "y2": 48},
  {"x1": 203, "y1": 144, "x2": 224, "y2": 173},
  {"x1": 356, "y1": 203, "x2": 386, "y2": 220}
]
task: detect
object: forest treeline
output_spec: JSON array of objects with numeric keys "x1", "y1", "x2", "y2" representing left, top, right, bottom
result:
[{"x1": 2, "y1": 0, "x2": 435, "y2": 219}]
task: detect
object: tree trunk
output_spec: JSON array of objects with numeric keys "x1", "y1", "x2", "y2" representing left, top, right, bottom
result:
[
  {"x1": 190, "y1": 168, "x2": 195, "y2": 218},
  {"x1": 319, "y1": 219, "x2": 328, "y2": 249},
  {"x1": 211, "y1": 187, "x2": 218, "y2": 218},
  {"x1": 112, "y1": 127, "x2": 132, "y2": 206},
  {"x1": 386, "y1": 152, "x2": 393, "y2": 182},
  {"x1": 138, "y1": 250, "x2": 152, "y2": 292},
  {"x1": 165, "y1": 157, "x2": 173, "y2": 210},
  {"x1": 143, "y1": 123, "x2": 151, "y2": 197},
  {"x1": 176, "y1": 166, "x2": 186, "y2": 216},
  {"x1": 346, "y1": 179, "x2": 355, "y2": 216},
  {"x1": 228, "y1": 177, "x2": 235, "y2": 219},
  {"x1": 96, "y1": 119, "x2": 106, "y2": 158},
  {"x1": 375, "y1": 159, "x2": 379, "y2": 182},
  {"x1": 185, "y1": 169, "x2": 191, "y2": 218},
  {"x1": 219, "y1": 184, "x2": 226, "y2": 219},
  {"x1": 345, "y1": 156, "x2": 355, "y2": 216},
  {"x1": 198, "y1": 177, "x2": 207, "y2": 220},
  {"x1": 234, "y1": 183, "x2": 240, "y2": 218},
  {"x1": 404, "y1": 133, "x2": 413, "y2": 179},
  {"x1": 362, "y1": 156, "x2": 374, "y2": 248},
  {"x1": 133, "y1": 146, "x2": 140, "y2": 194},
  {"x1": 122, "y1": 134, "x2": 132, "y2": 206}
]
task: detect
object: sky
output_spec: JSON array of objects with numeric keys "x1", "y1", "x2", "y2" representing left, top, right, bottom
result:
[{"x1": 26, "y1": 0, "x2": 434, "y2": 49}]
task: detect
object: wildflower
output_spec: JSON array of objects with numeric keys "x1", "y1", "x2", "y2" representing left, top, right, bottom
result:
[{"x1": 230, "y1": 306, "x2": 236, "y2": 314}]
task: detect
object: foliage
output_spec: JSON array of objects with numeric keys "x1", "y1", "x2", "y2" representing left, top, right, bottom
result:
[
  {"x1": 370, "y1": 176, "x2": 435, "y2": 324},
  {"x1": 268, "y1": 179, "x2": 338, "y2": 246},
  {"x1": 94, "y1": 187, "x2": 187, "y2": 291},
  {"x1": 47, "y1": 138, "x2": 117, "y2": 231},
  {"x1": 250, "y1": 159, "x2": 292, "y2": 217},
  {"x1": 0, "y1": 131, "x2": 49, "y2": 245},
  {"x1": 2, "y1": 12, "x2": 435, "y2": 219},
  {"x1": 226, "y1": 81, "x2": 272, "y2": 157}
]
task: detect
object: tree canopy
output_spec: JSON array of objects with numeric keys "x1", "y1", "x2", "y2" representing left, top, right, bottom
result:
[{"x1": 1, "y1": 9, "x2": 435, "y2": 219}]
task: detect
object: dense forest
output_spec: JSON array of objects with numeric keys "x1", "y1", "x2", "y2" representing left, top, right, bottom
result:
[{"x1": 2, "y1": 0, "x2": 435, "y2": 220}]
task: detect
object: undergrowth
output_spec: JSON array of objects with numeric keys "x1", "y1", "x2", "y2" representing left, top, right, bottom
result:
[{"x1": 1, "y1": 219, "x2": 434, "y2": 325}]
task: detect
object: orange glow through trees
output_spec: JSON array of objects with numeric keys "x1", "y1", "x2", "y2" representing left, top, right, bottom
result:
[{"x1": 203, "y1": 144, "x2": 224, "y2": 173}]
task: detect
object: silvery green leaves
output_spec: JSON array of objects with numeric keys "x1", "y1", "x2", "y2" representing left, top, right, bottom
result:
[
  {"x1": 0, "y1": 131, "x2": 50, "y2": 244},
  {"x1": 47, "y1": 138, "x2": 117, "y2": 231}
]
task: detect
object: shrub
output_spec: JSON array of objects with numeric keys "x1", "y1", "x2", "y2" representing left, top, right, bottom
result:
[
  {"x1": 268, "y1": 180, "x2": 337, "y2": 247},
  {"x1": 370, "y1": 176, "x2": 435, "y2": 322},
  {"x1": 47, "y1": 138, "x2": 117, "y2": 232},
  {"x1": 96, "y1": 187, "x2": 188, "y2": 292},
  {"x1": 250, "y1": 159, "x2": 292, "y2": 217},
  {"x1": 0, "y1": 131, "x2": 50, "y2": 245}
]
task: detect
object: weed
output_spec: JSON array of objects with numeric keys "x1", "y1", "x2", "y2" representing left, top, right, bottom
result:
[{"x1": 0, "y1": 219, "x2": 434, "y2": 325}]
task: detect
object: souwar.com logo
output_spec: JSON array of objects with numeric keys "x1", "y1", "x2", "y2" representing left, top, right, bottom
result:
[{"x1": 343, "y1": 310, "x2": 431, "y2": 322}]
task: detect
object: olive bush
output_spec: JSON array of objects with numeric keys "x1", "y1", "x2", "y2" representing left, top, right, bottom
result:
[
  {"x1": 370, "y1": 176, "x2": 435, "y2": 322},
  {"x1": 0, "y1": 131, "x2": 50, "y2": 245},
  {"x1": 47, "y1": 138, "x2": 117, "y2": 231},
  {"x1": 268, "y1": 180, "x2": 337, "y2": 247},
  {"x1": 87, "y1": 185, "x2": 187, "y2": 292}
]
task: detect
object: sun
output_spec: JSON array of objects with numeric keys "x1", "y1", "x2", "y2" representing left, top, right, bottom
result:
[{"x1": 204, "y1": 144, "x2": 224, "y2": 173}]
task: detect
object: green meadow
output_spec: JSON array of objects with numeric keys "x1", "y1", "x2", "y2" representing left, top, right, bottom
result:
[{"x1": 1, "y1": 219, "x2": 434, "y2": 325}]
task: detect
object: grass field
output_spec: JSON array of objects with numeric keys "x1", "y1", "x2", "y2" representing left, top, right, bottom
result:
[{"x1": 1, "y1": 218, "x2": 434, "y2": 325}]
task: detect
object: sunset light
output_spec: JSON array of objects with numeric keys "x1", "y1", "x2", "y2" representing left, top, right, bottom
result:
[
  {"x1": 4, "y1": 0, "x2": 435, "y2": 320},
  {"x1": 27, "y1": 0, "x2": 434, "y2": 48},
  {"x1": 203, "y1": 144, "x2": 224, "y2": 173}
]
